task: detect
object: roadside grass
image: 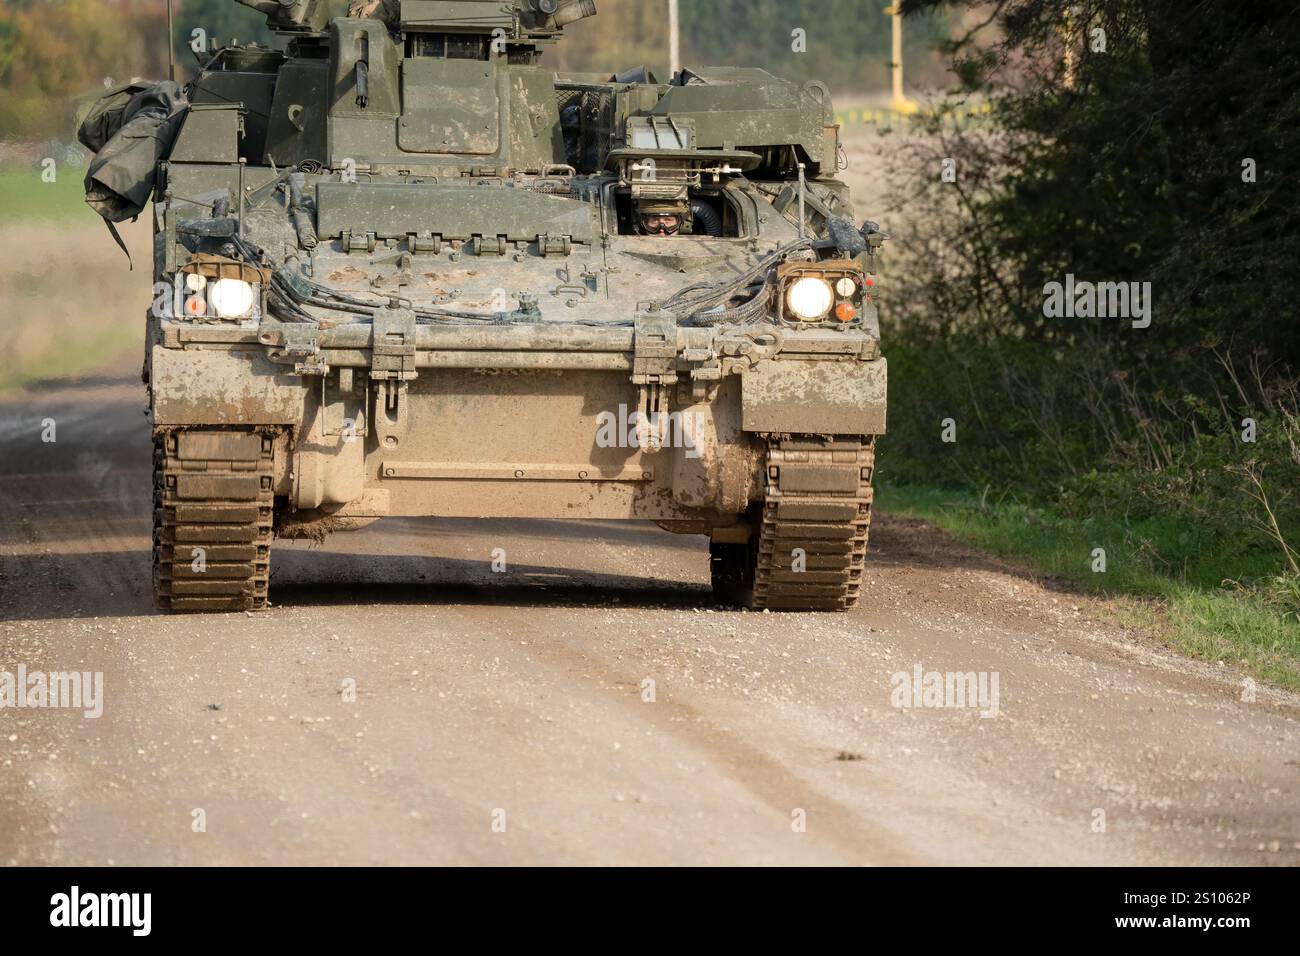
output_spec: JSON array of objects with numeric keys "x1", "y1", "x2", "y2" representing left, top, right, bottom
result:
[
  {"x1": 0, "y1": 182, "x2": 148, "y2": 393},
  {"x1": 0, "y1": 163, "x2": 92, "y2": 227},
  {"x1": 0, "y1": 260, "x2": 143, "y2": 393},
  {"x1": 878, "y1": 483, "x2": 1300, "y2": 691}
]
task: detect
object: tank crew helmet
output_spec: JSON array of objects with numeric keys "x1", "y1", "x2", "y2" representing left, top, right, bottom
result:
[{"x1": 638, "y1": 199, "x2": 689, "y2": 236}]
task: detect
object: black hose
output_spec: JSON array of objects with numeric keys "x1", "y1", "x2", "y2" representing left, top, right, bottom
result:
[{"x1": 691, "y1": 200, "x2": 723, "y2": 237}]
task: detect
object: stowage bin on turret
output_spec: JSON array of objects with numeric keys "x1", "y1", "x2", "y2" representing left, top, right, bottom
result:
[{"x1": 82, "y1": 0, "x2": 888, "y2": 612}]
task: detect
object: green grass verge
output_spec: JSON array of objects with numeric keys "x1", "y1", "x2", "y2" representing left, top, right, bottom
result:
[
  {"x1": 0, "y1": 163, "x2": 92, "y2": 226},
  {"x1": 878, "y1": 483, "x2": 1300, "y2": 691},
  {"x1": 0, "y1": 170, "x2": 145, "y2": 392}
]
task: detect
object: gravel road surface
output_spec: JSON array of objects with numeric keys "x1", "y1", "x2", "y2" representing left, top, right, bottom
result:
[{"x1": 2, "y1": 365, "x2": 1297, "y2": 865}]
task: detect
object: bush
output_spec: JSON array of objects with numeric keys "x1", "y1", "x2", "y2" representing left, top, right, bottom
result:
[{"x1": 880, "y1": 0, "x2": 1300, "y2": 604}]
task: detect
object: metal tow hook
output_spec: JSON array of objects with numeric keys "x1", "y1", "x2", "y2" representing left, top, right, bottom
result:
[
  {"x1": 634, "y1": 383, "x2": 668, "y2": 455},
  {"x1": 373, "y1": 378, "x2": 407, "y2": 451}
]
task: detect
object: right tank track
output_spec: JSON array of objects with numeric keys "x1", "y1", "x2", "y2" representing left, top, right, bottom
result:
[{"x1": 713, "y1": 436, "x2": 875, "y2": 611}]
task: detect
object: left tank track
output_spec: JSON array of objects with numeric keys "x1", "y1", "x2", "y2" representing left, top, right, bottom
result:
[{"x1": 153, "y1": 430, "x2": 275, "y2": 613}]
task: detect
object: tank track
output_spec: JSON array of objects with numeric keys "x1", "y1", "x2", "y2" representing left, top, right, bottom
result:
[
  {"x1": 153, "y1": 430, "x2": 275, "y2": 613},
  {"x1": 712, "y1": 436, "x2": 875, "y2": 611}
]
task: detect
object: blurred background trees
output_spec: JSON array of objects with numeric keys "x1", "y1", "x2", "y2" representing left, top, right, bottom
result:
[{"x1": 0, "y1": 0, "x2": 169, "y2": 138}]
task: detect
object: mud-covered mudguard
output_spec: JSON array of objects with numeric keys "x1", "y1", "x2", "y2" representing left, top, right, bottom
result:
[{"x1": 742, "y1": 358, "x2": 888, "y2": 436}]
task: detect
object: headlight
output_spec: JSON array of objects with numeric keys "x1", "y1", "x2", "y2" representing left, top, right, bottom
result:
[
  {"x1": 786, "y1": 276, "x2": 834, "y2": 320},
  {"x1": 208, "y1": 278, "x2": 255, "y2": 319}
]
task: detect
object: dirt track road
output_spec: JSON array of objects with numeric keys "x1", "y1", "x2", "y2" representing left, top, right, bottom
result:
[{"x1": 1, "y1": 360, "x2": 1297, "y2": 866}]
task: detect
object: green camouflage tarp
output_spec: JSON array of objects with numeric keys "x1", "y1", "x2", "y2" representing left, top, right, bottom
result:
[{"x1": 80, "y1": 81, "x2": 190, "y2": 225}]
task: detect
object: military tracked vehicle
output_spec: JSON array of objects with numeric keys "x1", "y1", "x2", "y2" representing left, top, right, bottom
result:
[{"x1": 81, "y1": 0, "x2": 887, "y2": 612}]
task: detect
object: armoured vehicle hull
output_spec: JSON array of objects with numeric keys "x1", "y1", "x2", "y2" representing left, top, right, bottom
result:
[{"x1": 85, "y1": 0, "x2": 887, "y2": 612}]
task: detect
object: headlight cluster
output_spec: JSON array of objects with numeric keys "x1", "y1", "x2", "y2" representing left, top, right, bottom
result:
[
  {"x1": 175, "y1": 261, "x2": 263, "y2": 321},
  {"x1": 779, "y1": 263, "x2": 871, "y2": 324}
]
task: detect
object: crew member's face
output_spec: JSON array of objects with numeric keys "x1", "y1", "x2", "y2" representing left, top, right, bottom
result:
[{"x1": 644, "y1": 214, "x2": 681, "y2": 236}]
